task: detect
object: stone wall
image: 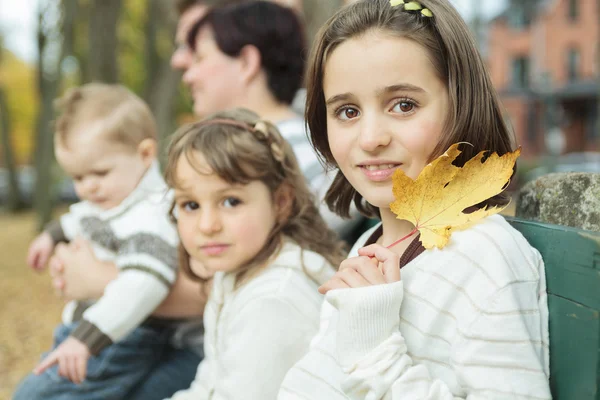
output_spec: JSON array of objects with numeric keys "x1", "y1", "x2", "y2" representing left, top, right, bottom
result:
[{"x1": 515, "y1": 172, "x2": 600, "y2": 232}]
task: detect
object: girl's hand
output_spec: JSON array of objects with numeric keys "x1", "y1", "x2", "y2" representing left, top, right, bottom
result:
[
  {"x1": 34, "y1": 336, "x2": 91, "y2": 384},
  {"x1": 50, "y1": 238, "x2": 117, "y2": 301},
  {"x1": 27, "y1": 232, "x2": 55, "y2": 271},
  {"x1": 318, "y1": 244, "x2": 401, "y2": 294}
]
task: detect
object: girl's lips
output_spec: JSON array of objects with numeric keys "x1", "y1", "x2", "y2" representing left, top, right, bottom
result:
[
  {"x1": 200, "y1": 244, "x2": 230, "y2": 256},
  {"x1": 359, "y1": 164, "x2": 402, "y2": 182}
]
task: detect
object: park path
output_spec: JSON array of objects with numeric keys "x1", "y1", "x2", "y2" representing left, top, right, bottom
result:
[{"x1": 0, "y1": 211, "x2": 63, "y2": 399}]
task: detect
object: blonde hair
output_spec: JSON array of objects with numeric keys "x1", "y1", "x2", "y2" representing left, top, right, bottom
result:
[
  {"x1": 166, "y1": 108, "x2": 346, "y2": 287},
  {"x1": 54, "y1": 83, "x2": 157, "y2": 150},
  {"x1": 306, "y1": 0, "x2": 515, "y2": 218}
]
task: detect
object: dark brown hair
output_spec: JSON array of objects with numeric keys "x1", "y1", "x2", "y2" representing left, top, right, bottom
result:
[
  {"x1": 187, "y1": 1, "x2": 306, "y2": 105},
  {"x1": 174, "y1": 0, "x2": 247, "y2": 16},
  {"x1": 166, "y1": 108, "x2": 345, "y2": 287},
  {"x1": 306, "y1": 0, "x2": 515, "y2": 218}
]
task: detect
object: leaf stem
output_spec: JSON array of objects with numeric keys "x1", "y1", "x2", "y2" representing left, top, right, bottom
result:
[{"x1": 386, "y1": 227, "x2": 419, "y2": 249}]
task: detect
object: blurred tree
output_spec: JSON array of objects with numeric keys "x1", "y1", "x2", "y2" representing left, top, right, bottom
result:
[
  {"x1": 33, "y1": 0, "x2": 77, "y2": 229},
  {"x1": 89, "y1": 0, "x2": 122, "y2": 82},
  {"x1": 302, "y1": 0, "x2": 343, "y2": 50},
  {"x1": 143, "y1": 0, "x2": 180, "y2": 152},
  {"x1": 0, "y1": 36, "x2": 24, "y2": 211}
]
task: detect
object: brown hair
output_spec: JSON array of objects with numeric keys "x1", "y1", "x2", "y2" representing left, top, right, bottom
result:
[
  {"x1": 174, "y1": 0, "x2": 248, "y2": 16},
  {"x1": 306, "y1": 0, "x2": 515, "y2": 218},
  {"x1": 166, "y1": 108, "x2": 345, "y2": 287},
  {"x1": 54, "y1": 83, "x2": 157, "y2": 150}
]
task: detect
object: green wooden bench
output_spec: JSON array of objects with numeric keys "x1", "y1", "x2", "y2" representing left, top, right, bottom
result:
[{"x1": 507, "y1": 217, "x2": 600, "y2": 399}]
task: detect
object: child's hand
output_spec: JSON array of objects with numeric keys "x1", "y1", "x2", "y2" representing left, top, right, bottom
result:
[
  {"x1": 34, "y1": 336, "x2": 91, "y2": 384},
  {"x1": 318, "y1": 244, "x2": 400, "y2": 294},
  {"x1": 27, "y1": 232, "x2": 55, "y2": 271},
  {"x1": 50, "y1": 238, "x2": 115, "y2": 301}
]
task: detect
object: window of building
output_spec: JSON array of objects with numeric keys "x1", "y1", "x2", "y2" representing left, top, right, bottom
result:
[
  {"x1": 568, "y1": 0, "x2": 578, "y2": 21},
  {"x1": 508, "y1": 7, "x2": 531, "y2": 29},
  {"x1": 512, "y1": 56, "x2": 530, "y2": 88},
  {"x1": 567, "y1": 48, "x2": 580, "y2": 81}
]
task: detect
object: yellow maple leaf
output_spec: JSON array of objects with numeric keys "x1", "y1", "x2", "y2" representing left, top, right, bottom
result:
[{"x1": 389, "y1": 143, "x2": 521, "y2": 250}]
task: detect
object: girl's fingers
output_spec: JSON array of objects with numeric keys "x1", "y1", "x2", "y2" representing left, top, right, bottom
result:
[
  {"x1": 318, "y1": 277, "x2": 350, "y2": 294},
  {"x1": 358, "y1": 245, "x2": 401, "y2": 283},
  {"x1": 65, "y1": 355, "x2": 77, "y2": 383},
  {"x1": 337, "y1": 268, "x2": 371, "y2": 288}
]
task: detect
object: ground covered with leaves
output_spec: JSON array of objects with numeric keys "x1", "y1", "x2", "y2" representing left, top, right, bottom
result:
[{"x1": 0, "y1": 210, "x2": 63, "y2": 399}]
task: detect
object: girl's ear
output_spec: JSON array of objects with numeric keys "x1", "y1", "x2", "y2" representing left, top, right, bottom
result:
[
  {"x1": 137, "y1": 138, "x2": 157, "y2": 168},
  {"x1": 274, "y1": 183, "x2": 294, "y2": 224},
  {"x1": 238, "y1": 44, "x2": 262, "y2": 85}
]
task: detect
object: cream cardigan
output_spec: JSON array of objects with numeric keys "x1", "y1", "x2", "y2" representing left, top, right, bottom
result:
[
  {"x1": 279, "y1": 215, "x2": 551, "y2": 399},
  {"x1": 168, "y1": 241, "x2": 335, "y2": 400}
]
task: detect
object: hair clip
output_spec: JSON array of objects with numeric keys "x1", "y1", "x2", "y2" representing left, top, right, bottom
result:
[{"x1": 390, "y1": 0, "x2": 433, "y2": 17}]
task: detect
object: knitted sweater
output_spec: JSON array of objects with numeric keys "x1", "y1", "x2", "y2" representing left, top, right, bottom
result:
[
  {"x1": 56, "y1": 162, "x2": 180, "y2": 354},
  {"x1": 168, "y1": 240, "x2": 335, "y2": 400},
  {"x1": 279, "y1": 214, "x2": 551, "y2": 399}
]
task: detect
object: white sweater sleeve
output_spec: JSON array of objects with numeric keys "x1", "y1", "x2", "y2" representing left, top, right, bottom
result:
[
  {"x1": 328, "y1": 280, "x2": 551, "y2": 400},
  {"x1": 170, "y1": 296, "x2": 317, "y2": 400}
]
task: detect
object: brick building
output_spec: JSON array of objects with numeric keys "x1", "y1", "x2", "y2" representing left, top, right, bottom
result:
[{"x1": 487, "y1": 0, "x2": 599, "y2": 158}]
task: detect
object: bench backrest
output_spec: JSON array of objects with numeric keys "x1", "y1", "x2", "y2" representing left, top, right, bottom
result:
[{"x1": 507, "y1": 217, "x2": 600, "y2": 399}]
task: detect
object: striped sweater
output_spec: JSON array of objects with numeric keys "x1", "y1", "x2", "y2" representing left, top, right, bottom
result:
[
  {"x1": 168, "y1": 240, "x2": 335, "y2": 400},
  {"x1": 279, "y1": 214, "x2": 551, "y2": 399},
  {"x1": 57, "y1": 162, "x2": 180, "y2": 354}
]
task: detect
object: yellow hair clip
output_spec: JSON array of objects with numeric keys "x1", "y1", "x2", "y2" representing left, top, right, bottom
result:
[{"x1": 390, "y1": 0, "x2": 433, "y2": 17}]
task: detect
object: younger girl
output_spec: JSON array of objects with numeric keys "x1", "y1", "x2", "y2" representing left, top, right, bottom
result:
[
  {"x1": 165, "y1": 108, "x2": 345, "y2": 400},
  {"x1": 279, "y1": 0, "x2": 551, "y2": 399}
]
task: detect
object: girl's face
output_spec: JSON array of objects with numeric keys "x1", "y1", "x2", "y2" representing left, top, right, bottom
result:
[
  {"x1": 174, "y1": 152, "x2": 278, "y2": 276},
  {"x1": 323, "y1": 31, "x2": 449, "y2": 209},
  {"x1": 182, "y1": 27, "x2": 245, "y2": 118}
]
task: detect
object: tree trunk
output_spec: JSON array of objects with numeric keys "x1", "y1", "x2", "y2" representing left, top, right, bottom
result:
[
  {"x1": 88, "y1": 0, "x2": 122, "y2": 83},
  {"x1": 144, "y1": 0, "x2": 180, "y2": 161},
  {"x1": 302, "y1": 0, "x2": 343, "y2": 51},
  {"x1": 0, "y1": 86, "x2": 23, "y2": 211},
  {"x1": 33, "y1": 0, "x2": 77, "y2": 229}
]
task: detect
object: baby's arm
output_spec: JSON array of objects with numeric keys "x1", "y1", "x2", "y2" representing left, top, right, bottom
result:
[
  {"x1": 71, "y1": 216, "x2": 180, "y2": 355},
  {"x1": 27, "y1": 220, "x2": 68, "y2": 270},
  {"x1": 51, "y1": 243, "x2": 206, "y2": 318}
]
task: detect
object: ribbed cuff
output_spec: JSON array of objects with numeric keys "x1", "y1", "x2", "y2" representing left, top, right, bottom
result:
[
  {"x1": 71, "y1": 320, "x2": 113, "y2": 356},
  {"x1": 45, "y1": 220, "x2": 68, "y2": 244},
  {"x1": 326, "y1": 281, "x2": 404, "y2": 367}
]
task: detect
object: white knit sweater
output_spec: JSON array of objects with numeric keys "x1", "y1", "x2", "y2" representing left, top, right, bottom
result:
[
  {"x1": 279, "y1": 215, "x2": 551, "y2": 399},
  {"x1": 168, "y1": 240, "x2": 335, "y2": 400}
]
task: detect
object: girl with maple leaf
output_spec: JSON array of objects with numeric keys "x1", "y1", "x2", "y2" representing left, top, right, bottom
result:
[
  {"x1": 279, "y1": 0, "x2": 551, "y2": 399},
  {"x1": 163, "y1": 108, "x2": 345, "y2": 400}
]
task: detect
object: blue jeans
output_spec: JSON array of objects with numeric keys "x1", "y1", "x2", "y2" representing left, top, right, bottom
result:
[
  {"x1": 13, "y1": 322, "x2": 170, "y2": 400},
  {"x1": 125, "y1": 345, "x2": 202, "y2": 400}
]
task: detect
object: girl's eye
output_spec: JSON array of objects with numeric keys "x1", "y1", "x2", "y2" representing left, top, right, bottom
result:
[
  {"x1": 223, "y1": 197, "x2": 241, "y2": 208},
  {"x1": 336, "y1": 106, "x2": 360, "y2": 121},
  {"x1": 94, "y1": 170, "x2": 109, "y2": 177},
  {"x1": 391, "y1": 100, "x2": 416, "y2": 114},
  {"x1": 180, "y1": 201, "x2": 199, "y2": 212}
]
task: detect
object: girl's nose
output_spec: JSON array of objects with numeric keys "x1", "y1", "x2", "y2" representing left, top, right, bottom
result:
[
  {"x1": 197, "y1": 210, "x2": 222, "y2": 234},
  {"x1": 358, "y1": 114, "x2": 392, "y2": 152}
]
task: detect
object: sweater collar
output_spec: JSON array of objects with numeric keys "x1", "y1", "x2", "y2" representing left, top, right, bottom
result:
[{"x1": 91, "y1": 161, "x2": 168, "y2": 219}]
